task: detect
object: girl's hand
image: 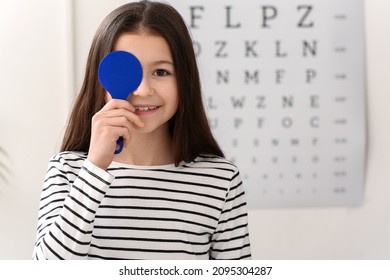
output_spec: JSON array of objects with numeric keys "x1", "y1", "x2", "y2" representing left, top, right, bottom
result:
[{"x1": 87, "y1": 99, "x2": 144, "y2": 170}]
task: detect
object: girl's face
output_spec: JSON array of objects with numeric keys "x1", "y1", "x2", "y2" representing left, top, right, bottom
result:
[{"x1": 112, "y1": 31, "x2": 179, "y2": 135}]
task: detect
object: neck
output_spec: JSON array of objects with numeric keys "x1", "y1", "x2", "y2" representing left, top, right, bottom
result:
[{"x1": 113, "y1": 127, "x2": 175, "y2": 166}]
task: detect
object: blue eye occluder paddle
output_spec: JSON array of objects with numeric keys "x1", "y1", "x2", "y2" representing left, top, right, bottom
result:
[{"x1": 98, "y1": 50, "x2": 143, "y2": 154}]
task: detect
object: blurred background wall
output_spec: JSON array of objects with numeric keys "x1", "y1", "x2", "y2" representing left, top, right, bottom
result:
[{"x1": 0, "y1": 0, "x2": 389, "y2": 259}]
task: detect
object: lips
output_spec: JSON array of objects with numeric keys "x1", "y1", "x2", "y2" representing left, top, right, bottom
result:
[{"x1": 134, "y1": 105, "x2": 161, "y2": 113}]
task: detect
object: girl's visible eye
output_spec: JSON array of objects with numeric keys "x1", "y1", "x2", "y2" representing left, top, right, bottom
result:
[{"x1": 154, "y1": 69, "x2": 170, "y2": 77}]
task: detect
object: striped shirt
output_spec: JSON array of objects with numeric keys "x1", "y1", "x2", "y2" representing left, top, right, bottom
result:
[{"x1": 33, "y1": 152, "x2": 251, "y2": 260}]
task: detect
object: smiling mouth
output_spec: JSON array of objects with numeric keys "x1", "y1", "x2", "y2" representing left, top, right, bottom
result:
[{"x1": 134, "y1": 106, "x2": 160, "y2": 112}]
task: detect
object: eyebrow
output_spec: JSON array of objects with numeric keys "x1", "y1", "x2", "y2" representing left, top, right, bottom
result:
[{"x1": 152, "y1": 60, "x2": 174, "y2": 66}]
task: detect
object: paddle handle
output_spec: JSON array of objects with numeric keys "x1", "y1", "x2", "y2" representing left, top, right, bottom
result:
[{"x1": 115, "y1": 137, "x2": 124, "y2": 154}]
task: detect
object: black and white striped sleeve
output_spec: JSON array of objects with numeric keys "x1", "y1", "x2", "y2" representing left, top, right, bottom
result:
[
  {"x1": 210, "y1": 169, "x2": 252, "y2": 260},
  {"x1": 33, "y1": 154, "x2": 114, "y2": 259}
]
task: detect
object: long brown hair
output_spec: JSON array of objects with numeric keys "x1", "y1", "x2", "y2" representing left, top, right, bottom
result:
[{"x1": 61, "y1": 0, "x2": 224, "y2": 165}]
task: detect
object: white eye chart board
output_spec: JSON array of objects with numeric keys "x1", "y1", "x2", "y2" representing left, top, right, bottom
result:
[{"x1": 170, "y1": 0, "x2": 366, "y2": 208}]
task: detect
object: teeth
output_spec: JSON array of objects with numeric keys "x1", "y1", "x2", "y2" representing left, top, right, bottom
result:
[{"x1": 135, "y1": 106, "x2": 158, "y2": 111}]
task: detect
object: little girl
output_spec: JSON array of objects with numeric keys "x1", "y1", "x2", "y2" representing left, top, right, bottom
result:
[{"x1": 33, "y1": 0, "x2": 251, "y2": 260}]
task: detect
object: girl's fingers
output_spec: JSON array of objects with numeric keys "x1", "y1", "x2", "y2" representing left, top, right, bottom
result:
[
  {"x1": 100, "y1": 99, "x2": 135, "y2": 112},
  {"x1": 101, "y1": 109, "x2": 144, "y2": 128},
  {"x1": 92, "y1": 115, "x2": 133, "y2": 147},
  {"x1": 99, "y1": 100, "x2": 144, "y2": 128}
]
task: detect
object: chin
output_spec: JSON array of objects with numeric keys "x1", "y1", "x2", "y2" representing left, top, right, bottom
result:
[{"x1": 134, "y1": 124, "x2": 161, "y2": 135}]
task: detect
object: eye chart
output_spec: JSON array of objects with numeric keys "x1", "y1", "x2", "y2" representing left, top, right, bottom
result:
[{"x1": 170, "y1": 0, "x2": 366, "y2": 208}]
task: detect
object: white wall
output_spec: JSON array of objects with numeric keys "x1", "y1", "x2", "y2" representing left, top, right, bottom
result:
[
  {"x1": 0, "y1": 0, "x2": 389, "y2": 259},
  {"x1": 0, "y1": 0, "x2": 71, "y2": 259}
]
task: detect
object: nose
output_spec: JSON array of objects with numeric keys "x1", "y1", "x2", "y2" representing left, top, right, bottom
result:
[{"x1": 132, "y1": 76, "x2": 153, "y2": 97}]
